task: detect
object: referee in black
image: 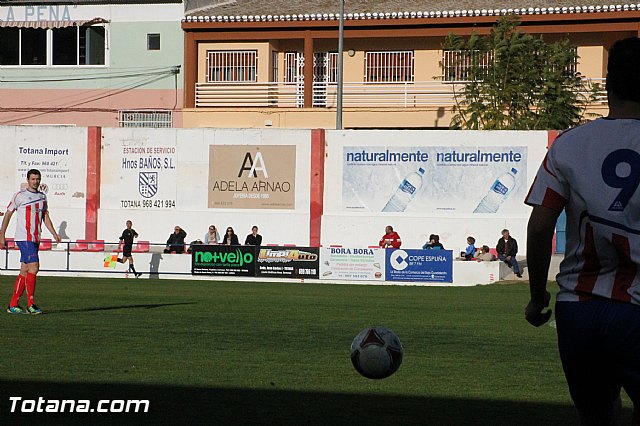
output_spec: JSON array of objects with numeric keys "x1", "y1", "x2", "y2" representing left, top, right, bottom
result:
[{"x1": 118, "y1": 220, "x2": 142, "y2": 278}]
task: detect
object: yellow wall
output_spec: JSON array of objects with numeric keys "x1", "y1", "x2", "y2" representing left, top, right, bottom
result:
[
  {"x1": 577, "y1": 46, "x2": 606, "y2": 79},
  {"x1": 184, "y1": 106, "x2": 459, "y2": 129}
]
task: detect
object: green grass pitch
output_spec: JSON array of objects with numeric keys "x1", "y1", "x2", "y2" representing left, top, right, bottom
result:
[{"x1": 0, "y1": 276, "x2": 633, "y2": 424}]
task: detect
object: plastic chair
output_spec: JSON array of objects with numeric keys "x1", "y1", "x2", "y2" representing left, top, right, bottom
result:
[
  {"x1": 70, "y1": 240, "x2": 89, "y2": 251},
  {"x1": 489, "y1": 248, "x2": 499, "y2": 257},
  {"x1": 87, "y1": 240, "x2": 105, "y2": 252},
  {"x1": 5, "y1": 238, "x2": 16, "y2": 250},
  {"x1": 132, "y1": 240, "x2": 150, "y2": 253},
  {"x1": 39, "y1": 239, "x2": 53, "y2": 250}
]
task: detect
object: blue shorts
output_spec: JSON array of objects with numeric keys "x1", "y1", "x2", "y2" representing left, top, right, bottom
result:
[
  {"x1": 16, "y1": 241, "x2": 39, "y2": 264},
  {"x1": 556, "y1": 299, "x2": 640, "y2": 421}
]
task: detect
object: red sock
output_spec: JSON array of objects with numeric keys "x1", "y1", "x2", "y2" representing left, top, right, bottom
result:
[
  {"x1": 9, "y1": 275, "x2": 25, "y2": 307},
  {"x1": 25, "y1": 273, "x2": 37, "y2": 307}
]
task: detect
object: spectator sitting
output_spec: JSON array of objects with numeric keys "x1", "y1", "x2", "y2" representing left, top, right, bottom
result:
[
  {"x1": 245, "y1": 225, "x2": 262, "y2": 246},
  {"x1": 496, "y1": 228, "x2": 522, "y2": 278},
  {"x1": 164, "y1": 226, "x2": 187, "y2": 253},
  {"x1": 461, "y1": 236, "x2": 476, "y2": 260},
  {"x1": 204, "y1": 225, "x2": 220, "y2": 245},
  {"x1": 379, "y1": 225, "x2": 401, "y2": 248},
  {"x1": 476, "y1": 245, "x2": 496, "y2": 262},
  {"x1": 422, "y1": 234, "x2": 445, "y2": 250},
  {"x1": 222, "y1": 226, "x2": 240, "y2": 245}
]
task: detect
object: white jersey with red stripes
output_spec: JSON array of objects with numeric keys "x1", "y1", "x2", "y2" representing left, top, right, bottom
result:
[
  {"x1": 7, "y1": 189, "x2": 48, "y2": 243},
  {"x1": 526, "y1": 118, "x2": 640, "y2": 304}
]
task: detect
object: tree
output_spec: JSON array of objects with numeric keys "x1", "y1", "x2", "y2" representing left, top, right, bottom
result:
[{"x1": 442, "y1": 16, "x2": 600, "y2": 130}]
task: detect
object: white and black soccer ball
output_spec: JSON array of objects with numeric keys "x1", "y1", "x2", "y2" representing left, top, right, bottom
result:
[{"x1": 350, "y1": 326, "x2": 404, "y2": 379}]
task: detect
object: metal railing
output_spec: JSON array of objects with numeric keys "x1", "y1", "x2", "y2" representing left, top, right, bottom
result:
[
  {"x1": 1, "y1": 240, "x2": 188, "y2": 276},
  {"x1": 119, "y1": 110, "x2": 173, "y2": 128},
  {"x1": 194, "y1": 79, "x2": 607, "y2": 108}
]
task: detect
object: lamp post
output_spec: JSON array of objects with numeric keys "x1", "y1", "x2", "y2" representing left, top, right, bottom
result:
[{"x1": 336, "y1": 0, "x2": 345, "y2": 130}]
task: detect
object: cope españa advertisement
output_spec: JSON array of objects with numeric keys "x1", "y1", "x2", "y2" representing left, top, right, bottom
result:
[
  {"x1": 342, "y1": 146, "x2": 528, "y2": 215},
  {"x1": 385, "y1": 249, "x2": 453, "y2": 283},
  {"x1": 208, "y1": 145, "x2": 296, "y2": 209}
]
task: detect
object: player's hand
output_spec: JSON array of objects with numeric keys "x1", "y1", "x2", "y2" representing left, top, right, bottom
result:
[
  {"x1": 525, "y1": 291, "x2": 552, "y2": 327},
  {"x1": 54, "y1": 234, "x2": 62, "y2": 244}
]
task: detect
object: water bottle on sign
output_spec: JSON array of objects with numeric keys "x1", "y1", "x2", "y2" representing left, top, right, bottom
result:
[
  {"x1": 474, "y1": 168, "x2": 518, "y2": 213},
  {"x1": 382, "y1": 167, "x2": 425, "y2": 212}
]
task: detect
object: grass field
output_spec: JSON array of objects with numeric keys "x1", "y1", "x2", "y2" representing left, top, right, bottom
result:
[{"x1": 0, "y1": 276, "x2": 633, "y2": 425}]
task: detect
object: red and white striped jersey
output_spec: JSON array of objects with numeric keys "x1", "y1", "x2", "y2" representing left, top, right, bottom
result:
[
  {"x1": 7, "y1": 189, "x2": 48, "y2": 243},
  {"x1": 526, "y1": 118, "x2": 640, "y2": 304}
]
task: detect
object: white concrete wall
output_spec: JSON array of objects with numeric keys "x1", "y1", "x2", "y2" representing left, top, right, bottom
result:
[
  {"x1": 0, "y1": 126, "x2": 550, "y2": 259},
  {"x1": 98, "y1": 128, "x2": 312, "y2": 246}
]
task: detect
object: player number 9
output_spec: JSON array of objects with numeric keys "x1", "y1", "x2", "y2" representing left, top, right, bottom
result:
[{"x1": 601, "y1": 149, "x2": 640, "y2": 211}]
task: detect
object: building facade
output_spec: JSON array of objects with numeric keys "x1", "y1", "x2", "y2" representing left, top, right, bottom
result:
[
  {"x1": 182, "y1": 1, "x2": 640, "y2": 129},
  {"x1": 0, "y1": 0, "x2": 184, "y2": 127}
]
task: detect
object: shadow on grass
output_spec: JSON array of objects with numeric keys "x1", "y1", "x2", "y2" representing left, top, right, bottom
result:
[
  {"x1": 44, "y1": 302, "x2": 196, "y2": 315},
  {"x1": 0, "y1": 380, "x2": 619, "y2": 425}
]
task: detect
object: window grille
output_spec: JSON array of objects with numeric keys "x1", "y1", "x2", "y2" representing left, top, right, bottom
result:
[
  {"x1": 119, "y1": 110, "x2": 172, "y2": 128},
  {"x1": 322, "y1": 52, "x2": 339, "y2": 83},
  {"x1": 272, "y1": 51, "x2": 278, "y2": 82},
  {"x1": 442, "y1": 48, "x2": 577, "y2": 81},
  {"x1": 284, "y1": 52, "x2": 304, "y2": 83},
  {"x1": 441, "y1": 50, "x2": 492, "y2": 82},
  {"x1": 206, "y1": 50, "x2": 257, "y2": 82},
  {"x1": 365, "y1": 51, "x2": 414, "y2": 82}
]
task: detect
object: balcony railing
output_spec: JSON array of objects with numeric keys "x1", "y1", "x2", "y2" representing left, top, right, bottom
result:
[{"x1": 194, "y1": 79, "x2": 607, "y2": 108}]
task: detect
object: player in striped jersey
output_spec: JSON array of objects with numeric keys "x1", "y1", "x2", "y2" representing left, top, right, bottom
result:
[
  {"x1": 0, "y1": 169, "x2": 61, "y2": 315},
  {"x1": 525, "y1": 37, "x2": 640, "y2": 425}
]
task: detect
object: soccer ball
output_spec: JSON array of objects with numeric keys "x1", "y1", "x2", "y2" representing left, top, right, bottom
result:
[{"x1": 350, "y1": 326, "x2": 404, "y2": 379}]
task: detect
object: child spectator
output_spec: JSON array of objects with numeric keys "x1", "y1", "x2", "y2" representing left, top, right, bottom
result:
[{"x1": 462, "y1": 236, "x2": 476, "y2": 260}]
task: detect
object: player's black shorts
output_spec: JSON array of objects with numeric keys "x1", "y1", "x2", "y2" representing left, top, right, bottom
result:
[
  {"x1": 556, "y1": 299, "x2": 640, "y2": 422},
  {"x1": 122, "y1": 245, "x2": 132, "y2": 257}
]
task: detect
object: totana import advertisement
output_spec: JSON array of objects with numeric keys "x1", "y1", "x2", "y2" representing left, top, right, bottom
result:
[{"x1": 342, "y1": 145, "x2": 528, "y2": 215}]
